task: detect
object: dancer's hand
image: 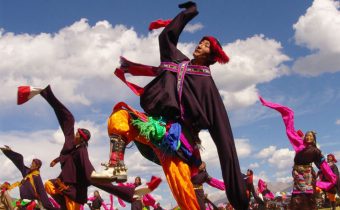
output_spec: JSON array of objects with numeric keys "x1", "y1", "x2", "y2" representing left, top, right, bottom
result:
[
  {"x1": 50, "y1": 160, "x2": 56, "y2": 167},
  {"x1": 178, "y1": 1, "x2": 196, "y2": 9},
  {"x1": 0, "y1": 145, "x2": 11, "y2": 151}
]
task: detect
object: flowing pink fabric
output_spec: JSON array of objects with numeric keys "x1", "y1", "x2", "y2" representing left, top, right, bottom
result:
[
  {"x1": 143, "y1": 193, "x2": 156, "y2": 207},
  {"x1": 258, "y1": 179, "x2": 274, "y2": 200},
  {"x1": 48, "y1": 197, "x2": 60, "y2": 208},
  {"x1": 257, "y1": 179, "x2": 266, "y2": 193},
  {"x1": 259, "y1": 96, "x2": 305, "y2": 152},
  {"x1": 207, "y1": 177, "x2": 225, "y2": 191},
  {"x1": 316, "y1": 161, "x2": 338, "y2": 190}
]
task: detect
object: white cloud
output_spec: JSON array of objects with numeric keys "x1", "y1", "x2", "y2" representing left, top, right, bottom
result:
[
  {"x1": 213, "y1": 34, "x2": 290, "y2": 110},
  {"x1": 184, "y1": 23, "x2": 204, "y2": 33},
  {"x1": 256, "y1": 146, "x2": 277, "y2": 158},
  {"x1": 275, "y1": 176, "x2": 292, "y2": 183},
  {"x1": 336, "y1": 119, "x2": 340, "y2": 125},
  {"x1": 199, "y1": 131, "x2": 252, "y2": 168},
  {"x1": 292, "y1": 0, "x2": 340, "y2": 76},
  {"x1": 0, "y1": 20, "x2": 289, "y2": 113},
  {"x1": 267, "y1": 148, "x2": 295, "y2": 170},
  {"x1": 249, "y1": 162, "x2": 260, "y2": 169}
]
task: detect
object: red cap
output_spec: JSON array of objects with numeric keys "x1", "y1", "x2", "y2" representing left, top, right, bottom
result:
[{"x1": 201, "y1": 36, "x2": 229, "y2": 64}]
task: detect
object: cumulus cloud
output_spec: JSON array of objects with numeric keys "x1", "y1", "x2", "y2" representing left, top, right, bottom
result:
[
  {"x1": 336, "y1": 119, "x2": 340, "y2": 125},
  {"x1": 184, "y1": 23, "x2": 204, "y2": 33},
  {"x1": 267, "y1": 148, "x2": 295, "y2": 170},
  {"x1": 199, "y1": 131, "x2": 252, "y2": 168},
  {"x1": 292, "y1": 0, "x2": 340, "y2": 76},
  {"x1": 257, "y1": 146, "x2": 277, "y2": 158},
  {"x1": 0, "y1": 19, "x2": 289, "y2": 114},
  {"x1": 213, "y1": 34, "x2": 290, "y2": 109}
]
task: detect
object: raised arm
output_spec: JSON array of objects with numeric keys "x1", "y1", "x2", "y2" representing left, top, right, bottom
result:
[
  {"x1": 159, "y1": 1, "x2": 198, "y2": 62},
  {"x1": 259, "y1": 96, "x2": 305, "y2": 152},
  {"x1": 1, "y1": 147, "x2": 29, "y2": 177},
  {"x1": 39, "y1": 85, "x2": 75, "y2": 154}
]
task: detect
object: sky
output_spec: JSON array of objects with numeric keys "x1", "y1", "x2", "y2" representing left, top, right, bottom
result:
[{"x1": 1, "y1": 0, "x2": 340, "y2": 209}]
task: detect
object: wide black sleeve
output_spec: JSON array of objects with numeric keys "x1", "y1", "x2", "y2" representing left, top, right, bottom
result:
[
  {"x1": 206, "y1": 87, "x2": 249, "y2": 209},
  {"x1": 2, "y1": 150, "x2": 29, "y2": 177},
  {"x1": 159, "y1": 3, "x2": 198, "y2": 62},
  {"x1": 40, "y1": 85, "x2": 75, "y2": 154}
]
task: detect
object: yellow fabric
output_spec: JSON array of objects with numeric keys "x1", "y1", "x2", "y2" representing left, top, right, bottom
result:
[
  {"x1": 9, "y1": 170, "x2": 40, "y2": 194},
  {"x1": 108, "y1": 109, "x2": 199, "y2": 210},
  {"x1": 45, "y1": 180, "x2": 81, "y2": 210}
]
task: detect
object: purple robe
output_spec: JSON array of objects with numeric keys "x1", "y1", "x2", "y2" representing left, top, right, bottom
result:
[{"x1": 139, "y1": 3, "x2": 248, "y2": 209}]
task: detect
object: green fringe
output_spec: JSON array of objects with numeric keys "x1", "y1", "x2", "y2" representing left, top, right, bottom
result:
[{"x1": 132, "y1": 117, "x2": 166, "y2": 143}]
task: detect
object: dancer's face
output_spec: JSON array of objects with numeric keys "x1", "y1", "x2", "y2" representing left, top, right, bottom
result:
[
  {"x1": 134, "y1": 177, "x2": 141, "y2": 185},
  {"x1": 30, "y1": 160, "x2": 38, "y2": 170},
  {"x1": 193, "y1": 39, "x2": 211, "y2": 62},
  {"x1": 327, "y1": 155, "x2": 334, "y2": 163},
  {"x1": 304, "y1": 132, "x2": 315, "y2": 145},
  {"x1": 75, "y1": 131, "x2": 81, "y2": 145}
]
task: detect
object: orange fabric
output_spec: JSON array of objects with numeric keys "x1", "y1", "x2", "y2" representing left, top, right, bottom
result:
[
  {"x1": 45, "y1": 180, "x2": 80, "y2": 210},
  {"x1": 65, "y1": 196, "x2": 80, "y2": 210},
  {"x1": 108, "y1": 109, "x2": 199, "y2": 210},
  {"x1": 45, "y1": 180, "x2": 60, "y2": 195},
  {"x1": 327, "y1": 192, "x2": 336, "y2": 202}
]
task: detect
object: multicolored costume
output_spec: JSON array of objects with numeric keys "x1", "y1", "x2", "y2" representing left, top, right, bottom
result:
[
  {"x1": 107, "y1": 102, "x2": 200, "y2": 209},
  {"x1": 259, "y1": 96, "x2": 338, "y2": 210},
  {"x1": 1, "y1": 149, "x2": 59, "y2": 210},
  {"x1": 114, "y1": 2, "x2": 248, "y2": 209}
]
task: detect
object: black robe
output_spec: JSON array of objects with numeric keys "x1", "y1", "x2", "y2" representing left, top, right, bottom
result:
[
  {"x1": 40, "y1": 86, "x2": 134, "y2": 205},
  {"x1": 3, "y1": 150, "x2": 59, "y2": 210},
  {"x1": 139, "y1": 4, "x2": 248, "y2": 210}
]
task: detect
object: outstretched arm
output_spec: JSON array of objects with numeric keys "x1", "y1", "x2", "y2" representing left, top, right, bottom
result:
[
  {"x1": 259, "y1": 96, "x2": 305, "y2": 152},
  {"x1": 1, "y1": 146, "x2": 29, "y2": 177},
  {"x1": 159, "y1": 1, "x2": 198, "y2": 62}
]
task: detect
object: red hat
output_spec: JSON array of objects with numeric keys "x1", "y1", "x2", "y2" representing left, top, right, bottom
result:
[
  {"x1": 200, "y1": 36, "x2": 229, "y2": 64},
  {"x1": 78, "y1": 128, "x2": 91, "y2": 142},
  {"x1": 327, "y1": 154, "x2": 337, "y2": 163}
]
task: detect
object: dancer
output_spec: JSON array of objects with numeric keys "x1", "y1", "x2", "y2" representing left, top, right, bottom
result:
[
  {"x1": 244, "y1": 169, "x2": 263, "y2": 206},
  {"x1": 114, "y1": 2, "x2": 248, "y2": 209},
  {"x1": 191, "y1": 161, "x2": 224, "y2": 210},
  {"x1": 17, "y1": 85, "x2": 161, "y2": 210},
  {"x1": 320, "y1": 154, "x2": 339, "y2": 210},
  {"x1": 0, "y1": 146, "x2": 59, "y2": 210},
  {"x1": 118, "y1": 176, "x2": 159, "y2": 210},
  {"x1": 259, "y1": 96, "x2": 338, "y2": 210},
  {"x1": 85, "y1": 190, "x2": 109, "y2": 210}
]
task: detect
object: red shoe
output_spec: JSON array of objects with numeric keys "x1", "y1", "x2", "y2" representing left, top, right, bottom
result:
[
  {"x1": 146, "y1": 176, "x2": 162, "y2": 191},
  {"x1": 17, "y1": 86, "x2": 42, "y2": 105}
]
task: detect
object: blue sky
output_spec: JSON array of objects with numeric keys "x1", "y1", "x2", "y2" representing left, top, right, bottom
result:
[{"x1": 1, "y1": 0, "x2": 340, "y2": 209}]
